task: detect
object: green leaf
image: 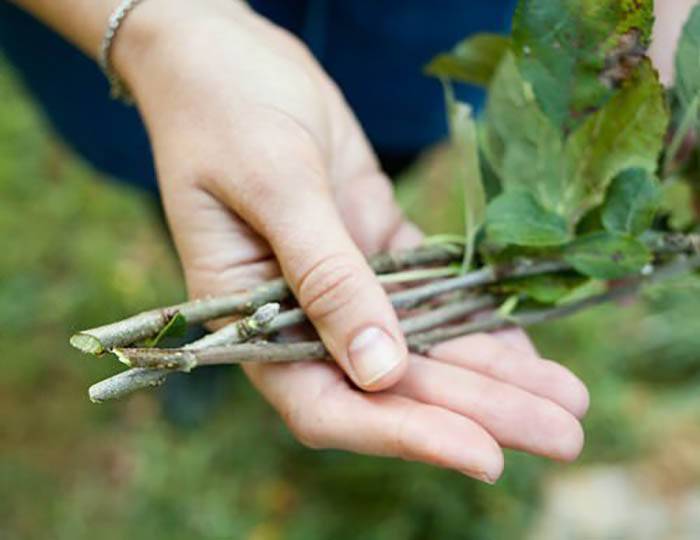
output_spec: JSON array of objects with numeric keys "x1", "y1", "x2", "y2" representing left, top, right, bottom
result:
[
  {"x1": 564, "y1": 232, "x2": 651, "y2": 279},
  {"x1": 444, "y1": 85, "x2": 486, "y2": 269},
  {"x1": 425, "y1": 34, "x2": 511, "y2": 87},
  {"x1": 497, "y1": 295, "x2": 521, "y2": 319},
  {"x1": 499, "y1": 274, "x2": 588, "y2": 304},
  {"x1": 482, "y1": 52, "x2": 564, "y2": 209},
  {"x1": 675, "y1": 5, "x2": 700, "y2": 111},
  {"x1": 556, "y1": 279, "x2": 608, "y2": 305},
  {"x1": 144, "y1": 312, "x2": 187, "y2": 348},
  {"x1": 563, "y1": 60, "x2": 668, "y2": 223},
  {"x1": 661, "y1": 179, "x2": 696, "y2": 231},
  {"x1": 485, "y1": 190, "x2": 571, "y2": 247},
  {"x1": 602, "y1": 168, "x2": 661, "y2": 236},
  {"x1": 513, "y1": 0, "x2": 654, "y2": 130}
]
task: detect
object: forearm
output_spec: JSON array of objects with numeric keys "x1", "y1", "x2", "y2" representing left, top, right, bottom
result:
[
  {"x1": 9, "y1": 0, "x2": 250, "y2": 90},
  {"x1": 650, "y1": 0, "x2": 698, "y2": 85},
  {"x1": 10, "y1": 0, "x2": 121, "y2": 58}
]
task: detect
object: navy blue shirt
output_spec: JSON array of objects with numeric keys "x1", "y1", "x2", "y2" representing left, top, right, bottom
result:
[{"x1": 0, "y1": 1, "x2": 515, "y2": 191}]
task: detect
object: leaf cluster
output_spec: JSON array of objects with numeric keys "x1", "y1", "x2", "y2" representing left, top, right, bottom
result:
[{"x1": 426, "y1": 0, "x2": 700, "y2": 306}]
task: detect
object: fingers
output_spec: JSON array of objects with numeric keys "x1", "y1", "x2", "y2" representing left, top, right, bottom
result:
[
  {"x1": 220, "y1": 113, "x2": 408, "y2": 391},
  {"x1": 393, "y1": 356, "x2": 585, "y2": 462},
  {"x1": 429, "y1": 333, "x2": 590, "y2": 419},
  {"x1": 157, "y1": 182, "x2": 278, "y2": 300},
  {"x1": 334, "y1": 169, "x2": 405, "y2": 254},
  {"x1": 246, "y1": 361, "x2": 503, "y2": 483},
  {"x1": 269, "y1": 192, "x2": 408, "y2": 391},
  {"x1": 492, "y1": 327, "x2": 540, "y2": 357}
]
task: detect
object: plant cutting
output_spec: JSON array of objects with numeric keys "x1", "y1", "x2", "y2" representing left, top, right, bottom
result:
[{"x1": 72, "y1": 0, "x2": 700, "y2": 402}]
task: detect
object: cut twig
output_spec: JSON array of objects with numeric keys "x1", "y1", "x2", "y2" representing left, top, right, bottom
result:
[
  {"x1": 72, "y1": 243, "x2": 461, "y2": 354},
  {"x1": 88, "y1": 368, "x2": 170, "y2": 403},
  {"x1": 71, "y1": 279, "x2": 288, "y2": 355},
  {"x1": 111, "y1": 286, "x2": 632, "y2": 371},
  {"x1": 104, "y1": 278, "x2": 654, "y2": 372},
  {"x1": 72, "y1": 234, "x2": 699, "y2": 355},
  {"x1": 88, "y1": 295, "x2": 495, "y2": 401},
  {"x1": 89, "y1": 254, "x2": 700, "y2": 402},
  {"x1": 187, "y1": 303, "x2": 280, "y2": 349},
  {"x1": 116, "y1": 295, "x2": 497, "y2": 371},
  {"x1": 389, "y1": 260, "x2": 569, "y2": 309},
  {"x1": 88, "y1": 303, "x2": 281, "y2": 403},
  {"x1": 409, "y1": 284, "x2": 640, "y2": 353},
  {"x1": 398, "y1": 294, "x2": 497, "y2": 334}
]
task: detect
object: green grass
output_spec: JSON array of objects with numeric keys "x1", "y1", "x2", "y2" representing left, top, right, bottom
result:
[{"x1": 2, "y1": 55, "x2": 700, "y2": 540}]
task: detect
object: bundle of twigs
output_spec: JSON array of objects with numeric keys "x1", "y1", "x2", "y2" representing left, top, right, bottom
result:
[{"x1": 70, "y1": 234, "x2": 700, "y2": 403}]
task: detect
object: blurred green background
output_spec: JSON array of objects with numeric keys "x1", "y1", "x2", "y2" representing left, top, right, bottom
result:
[{"x1": 2, "y1": 55, "x2": 700, "y2": 540}]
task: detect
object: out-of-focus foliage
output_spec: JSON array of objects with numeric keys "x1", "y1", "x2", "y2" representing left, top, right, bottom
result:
[
  {"x1": 444, "y1": 89, "x2": 485, "y2": 268},
  {"x1": 601, "y1": 169, "x2": 661, "y2": 237},
  {"x1": 675, "y1": 5, "x2": 700, "y2": 113},
  {"x1": 428, "y1": 0, "x2": 671, "y2": 299},
  {"x1": 512, "y1": 0, "x2": 654, "y2": 131}
]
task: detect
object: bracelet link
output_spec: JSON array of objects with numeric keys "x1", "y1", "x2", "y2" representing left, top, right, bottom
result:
[{"x1": 99, "y1": 0, "x2": 147, "y2": 105}]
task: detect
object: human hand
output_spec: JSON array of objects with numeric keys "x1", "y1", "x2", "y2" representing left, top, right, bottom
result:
[{"x1": 117, "y1": 0, "x2": 589, "y2": 482}]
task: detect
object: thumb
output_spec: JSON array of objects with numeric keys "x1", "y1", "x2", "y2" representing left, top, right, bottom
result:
[
  {"x1": 234, "y1": 174, "x2": 408, "y2": 391},
  {"x1": 274, "y1": 189, "x2": 408, "y2": 391}
]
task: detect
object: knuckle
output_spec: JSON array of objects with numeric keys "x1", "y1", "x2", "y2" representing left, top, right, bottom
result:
[
  {"x1": 297, "y1": 253, "x2": 364, "y2": 321},
  {"x1": 546, "y1": 407, "x2": 585, "y2": 462},
  {"x1": 392, "y1": 403, "x2": 435, "y2": 462},
  {"x1": 543, "y1": 360, "x2": 591, "y2": 418},
  {"x1": 370, "y1": 173, "x2": 399, "y2": 210}
]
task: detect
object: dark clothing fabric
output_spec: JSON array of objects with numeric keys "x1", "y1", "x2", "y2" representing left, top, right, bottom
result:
[{"x1": 0, "y1": 1, "x2": 515, "y2": 190}]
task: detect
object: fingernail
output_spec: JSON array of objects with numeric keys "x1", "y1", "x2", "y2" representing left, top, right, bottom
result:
[
  {"x1": 348, "y1": 326, "x2": 402, "y2": 387},
  {"x1": 472, "y1": 471, "x2": 497, "y2": 485}
]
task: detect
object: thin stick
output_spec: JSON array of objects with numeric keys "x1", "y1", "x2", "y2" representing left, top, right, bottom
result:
[
  {"x1": 88, "y1": 295, "x2": 495, "y2": 401},
  {"x1": 377, "y1": 266, "x2": 460, "y2": 284},
  {"x1": 409, "y1": 284, "x2": 640, "y2": 353},
  {"x1": 195, "y1": 284, "x2": 499, "y2": 352},
  {"x1": 187, "y1": 303, "x2": 280, "y2": 349},
  {"x1": 664, "y1": 94, "x2": 699, "y2": 175},
  {"x1": 88, "y1": 368, "x2": 170, "y2": 403},
  {"x1": 108, "y1": 284, "x2": 641, "y2": 372},
  {"x1": 390, "y1": 260, "x2": 569, "y2": 309},
  {"x1": 88, "y1": 304, "x2": 281, "y2": 403},
  {"x1": 72, "y1": 244, "x2": 460, "y2": 354},
  {"x1": 72, "y1": 234, "x2": 699, "y2": 355},
  {"x1": 399, "y1": 295, "x2": 496, "y2": 334},
  {"x1": 115, "y1": 296, "x2": 496, "y2": 371},
  {"x1": 71, "y1": 279, "x2": 288, "y2": 355},
  {"x1": 411, "y1": 253, "x2": 700, "y2": 353},
  {"x1": 100, "y1": 254, "x2": 700, "y2": 382}
]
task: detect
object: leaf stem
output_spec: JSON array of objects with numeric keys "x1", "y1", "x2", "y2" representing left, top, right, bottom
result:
[{"x1": 664, "y1": 94, "x2": 699, "y2": 175}]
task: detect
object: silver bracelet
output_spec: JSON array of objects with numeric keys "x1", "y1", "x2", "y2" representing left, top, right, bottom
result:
[{"x1": 98, "y1": 0, "x2": 147, "y2": 104}]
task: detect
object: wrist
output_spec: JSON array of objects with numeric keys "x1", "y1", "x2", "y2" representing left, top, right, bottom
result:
[{"x1": 110, "y1": 0, "x2": 252, "y2": 99}]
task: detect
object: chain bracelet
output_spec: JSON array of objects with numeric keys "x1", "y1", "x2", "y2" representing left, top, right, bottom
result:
[{"x1": 98, "y1": 0, "x2": 147, "y2": 104}]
